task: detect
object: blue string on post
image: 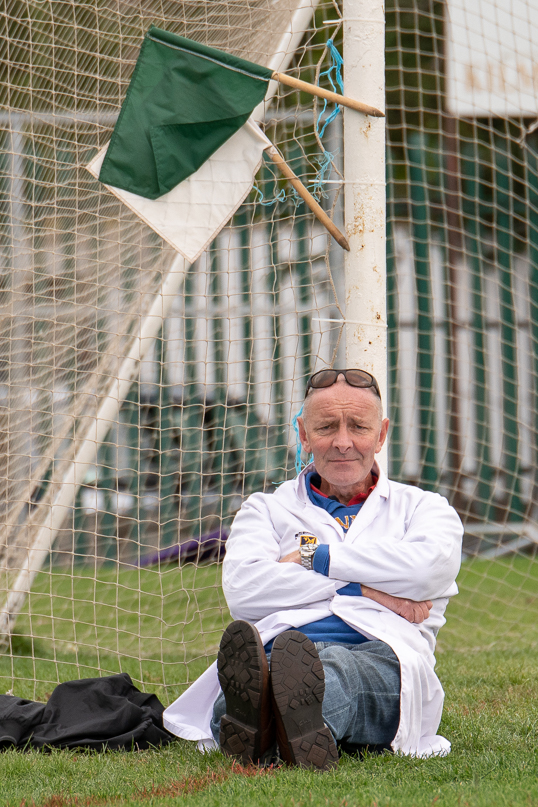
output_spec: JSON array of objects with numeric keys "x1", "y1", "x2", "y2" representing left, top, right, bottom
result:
[
  {"x1": 310, "y1": 39, "x2": 343, "y2": 198},
  {"x1": 253, "y1": 38, "x2": 344, "y2": 206},
  {"x1": 316, "y1": 39, "x2": 344, "y2": 141},
  {"x1": 309, "y1": 150, "x2": 336, "y2": 199},
  {"x1": 252, "y1": 185, "x2": 287, "y2": 207},
  {"x1": 291, "y1": 404, "x2": 314, "y2": 475}
]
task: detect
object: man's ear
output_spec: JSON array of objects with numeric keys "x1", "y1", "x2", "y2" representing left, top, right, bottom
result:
[
  {"x1": 297, "y1": 417, "x2": 312, "y2": 453},
  {"x1": 375, "y1": 418, "x2": 390, "y2": 454}
]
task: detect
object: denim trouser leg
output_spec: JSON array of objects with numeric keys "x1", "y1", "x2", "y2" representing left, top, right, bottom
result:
[
  {"x1": 316, "y1": 640, "x2": 401, "y2": 747},
  {"x1": 210, "y1": 690, "x2": 227, "y2": 743},
  {"x1": 210, "y1": 639, "x2": 400, "y2": 747}
]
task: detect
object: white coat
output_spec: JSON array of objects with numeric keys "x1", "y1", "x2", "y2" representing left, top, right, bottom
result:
[{"x1": 163, "y1": 461, "x2": 463, "y2": 757}]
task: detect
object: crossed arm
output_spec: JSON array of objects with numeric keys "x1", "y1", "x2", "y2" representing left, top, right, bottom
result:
[
  {"x1": 280, "y1": 549, "x2": 433, "y2": 624},
  {"x1": 222, "y1": 492, "x2": 462, "y2": 625}
]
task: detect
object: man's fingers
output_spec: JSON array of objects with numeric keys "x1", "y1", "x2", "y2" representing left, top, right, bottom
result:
[
  {"x1": 412, "y1": 601, "x2": 433, "y2": 623},
  {"x1": 397, "y1": 600, "x2": 429, "y2": 623},
  {"x1": 417, "y1": 602, "x2": 429, "y2": 622},
  {"x1": 398, "y1": 601, "x2": 416, "y2": 622}
]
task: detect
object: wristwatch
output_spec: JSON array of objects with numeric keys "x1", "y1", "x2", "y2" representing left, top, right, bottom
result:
[
  {"x1": 299, "y1": 542, "x2": 318, "y2": 570},
  {"x1": 296, "y1": 532, "x2": 319, "y2": 570}
]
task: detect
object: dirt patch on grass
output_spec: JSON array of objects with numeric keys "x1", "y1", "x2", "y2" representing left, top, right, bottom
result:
[{"x1": 20, "y1": 761, "x2": 276, "y2": 807}]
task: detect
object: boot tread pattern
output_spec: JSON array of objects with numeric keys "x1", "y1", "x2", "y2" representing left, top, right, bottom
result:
[
  {"x1": 271, "y1": 630, "x2": 338, "y2": 771},
  {"x1": 217, "y1": 620, "x2": 273, "y2": 765},
  {"x1": 218, "y1": 623, "x2": 263, "y2": 712}
]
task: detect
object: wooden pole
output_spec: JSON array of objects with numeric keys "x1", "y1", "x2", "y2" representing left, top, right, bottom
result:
[
  {"x1": 267, "y1": 146, "x2": 350, "y2": 251},
  {"x1": 272, "y1": 72, "x2": 385, "y2": 118}
]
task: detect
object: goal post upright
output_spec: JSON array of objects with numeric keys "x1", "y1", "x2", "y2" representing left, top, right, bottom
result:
[{"x1": 342, "y1": 0, "x2": 387, "y2": 458}]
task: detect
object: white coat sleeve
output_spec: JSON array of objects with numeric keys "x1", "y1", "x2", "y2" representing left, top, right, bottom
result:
[
  {"x1": 327, "y1": 492, "x2": 462, "y2": 601},
  {"x1": 222, "y1": 494, "x2": 340, "y2": 622}
]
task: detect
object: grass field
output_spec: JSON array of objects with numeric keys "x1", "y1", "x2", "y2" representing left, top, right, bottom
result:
[
  {"x1": 0, "y1": 555, "x2": 537, "y2": 806},
  {"x1": 0, "y1": 563, "x2": 231, "y2": 703}
]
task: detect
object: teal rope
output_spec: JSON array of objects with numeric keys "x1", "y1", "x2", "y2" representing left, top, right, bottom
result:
[
  {"x1": 310, "y1": 39, "x2": 343, "y2": 199},
  {"x1": 252, "y1": 185, "x2": 287, "y2": 206},
  {"x1": 316, "y1": 39, "x2": 344, "y2": 141},
  {"x1": 309, "y1": 149, "x2": 336, "y2": 199},
  {"x1": 292, "y1": 403, "x2": 313, "y2": 475},
  {"x1": 253, "y1": 38, "x2": 343, "y2": 207}
]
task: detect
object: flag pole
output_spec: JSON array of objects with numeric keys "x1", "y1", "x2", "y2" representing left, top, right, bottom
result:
[
  {"x1": 272, "y1": 72, "x2": 384, "y2": 118},
  {"x1": 267, "y1": 146, "x2": 350, "y2": 251}
]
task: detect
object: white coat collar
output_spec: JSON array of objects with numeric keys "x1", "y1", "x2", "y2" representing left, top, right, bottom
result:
[{"x1": 280, "y1": 458, "x2": 390, "y2": 506}]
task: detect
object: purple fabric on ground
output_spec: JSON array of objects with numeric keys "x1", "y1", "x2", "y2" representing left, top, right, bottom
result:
[{"x1": 138, "y1": 529, "x2": 228, "y2": 567}]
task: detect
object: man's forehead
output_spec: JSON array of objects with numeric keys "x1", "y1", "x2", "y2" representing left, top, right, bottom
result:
[{"x1": 303, "y1": 380, "x2": 381, "y2": 417}]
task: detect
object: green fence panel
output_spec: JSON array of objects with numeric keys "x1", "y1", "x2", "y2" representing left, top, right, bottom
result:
[
  {"x1": 386, "y1": 152, "x2": 402, "y2": 479},
  {"x1": 461, "y1": 142, "x2": 494, "y2": 521},
  {"x1": 525, "y1": 145, "x2": 538, "y2": 501},
  {"x1": 493, "y1": 133, "x2": 524, "y2": 518},
  {"x1": 407, "y1": 132, "x2": 437, "y2": 488}
]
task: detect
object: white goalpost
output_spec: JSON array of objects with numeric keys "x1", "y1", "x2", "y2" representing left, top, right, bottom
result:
[{"x1": 342, "y1": 0, "x2": 387, "y2": 462}]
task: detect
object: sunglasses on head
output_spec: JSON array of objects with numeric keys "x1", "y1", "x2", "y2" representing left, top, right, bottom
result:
[{"x1": 304, "y1": 368, "x2": 381, "y2": 399}]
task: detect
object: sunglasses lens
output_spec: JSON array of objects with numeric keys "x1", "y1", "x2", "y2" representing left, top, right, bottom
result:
[
  {"x1": 347, "y1": 370, "x2": 381, "y2": 398},
  {"x1": 345, "y1": 369, "x2": 374, "y2": 388},
  {"x1": 309, "y1": 369, "x2": 338, "y2": 389},
  {"x1": 305, "y1": 368, "x2": 381, "y2": 399}
]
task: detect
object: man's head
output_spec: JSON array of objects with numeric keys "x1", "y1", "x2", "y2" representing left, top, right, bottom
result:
[{"x1": 298, "y1": 369, "x2": 389, "y2": 500}]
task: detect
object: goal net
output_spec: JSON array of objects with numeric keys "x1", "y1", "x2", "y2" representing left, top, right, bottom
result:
[{"x1": 0, "y1": 0, "x2": 536, "y2": 701}]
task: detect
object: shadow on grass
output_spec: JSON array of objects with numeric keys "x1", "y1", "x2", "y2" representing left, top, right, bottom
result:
[{"x1": 9, "y1": 633, "x2": 52, "y2": 659}]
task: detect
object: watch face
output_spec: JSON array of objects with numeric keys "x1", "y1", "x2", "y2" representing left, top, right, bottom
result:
[{"x1": 296, "y1": 531, "x2": 319, "y2": 547}]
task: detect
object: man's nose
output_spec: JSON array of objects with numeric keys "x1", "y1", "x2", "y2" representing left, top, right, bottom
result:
[{"x1": 333, "y1": 425, "x2": 353, "y2": 450}]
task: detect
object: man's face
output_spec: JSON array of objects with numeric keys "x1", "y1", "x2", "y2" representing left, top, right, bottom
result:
[{"x1": 298, "y1": 378, "x2": 389, "y2": 493}]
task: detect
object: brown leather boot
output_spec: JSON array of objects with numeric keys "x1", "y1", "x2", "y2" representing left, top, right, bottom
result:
[
  {"x1": 270, "y1": 630, "x2": 338, "y2": 771},
  {"x1": 217, "y1": 620, "x2": 275, "y2": 765}
]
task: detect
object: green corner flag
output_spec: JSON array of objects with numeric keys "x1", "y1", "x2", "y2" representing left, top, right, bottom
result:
[{"x1": 99, "y1": 27, "x2": 273, "y2": 200}]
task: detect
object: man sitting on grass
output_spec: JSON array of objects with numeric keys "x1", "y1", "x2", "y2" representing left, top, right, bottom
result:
[{"x1": 164, "y1": 369, "x2": 463, "y2": 770}]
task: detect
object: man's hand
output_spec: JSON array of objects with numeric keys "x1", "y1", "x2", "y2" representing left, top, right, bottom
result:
[
  {"x1": 280, "y1": 549, "x2": 301, "y2": 564},
  {"x1": 361, "y1": 585, "x2": 432, "y2": 623}
]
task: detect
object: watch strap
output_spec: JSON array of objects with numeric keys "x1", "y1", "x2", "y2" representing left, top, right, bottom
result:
[{"x1": 299, "y1": 544, "x2": 317, "y2": 570}]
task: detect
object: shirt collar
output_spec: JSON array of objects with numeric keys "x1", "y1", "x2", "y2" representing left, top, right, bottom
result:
[
  {"x1": 296, "y1": 459, "x2": 388, "y2": 504},
  {"x1": 308, "y1": 471, "x2": 378, "y2": 505}
]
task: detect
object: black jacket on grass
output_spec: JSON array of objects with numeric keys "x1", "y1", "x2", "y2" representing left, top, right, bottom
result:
[{"x1": 0, "y1": 672, "x2": 174, "y2": 751}]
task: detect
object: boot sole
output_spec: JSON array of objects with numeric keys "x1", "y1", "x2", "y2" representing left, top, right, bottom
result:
[
  {"x1": 271, "y1": 630, "x2": 338, "y2": 771},
  {"x1": 217, "y1": 620, "x2": 273, "y2": 764}
]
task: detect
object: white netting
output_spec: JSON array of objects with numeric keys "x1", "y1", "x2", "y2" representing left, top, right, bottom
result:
[
  {"x1": 0, "y1": 0, "x2": 347, "y2": 697},
  {"x1": 0, "y1": 0, "x2": 537, "y2": 699},
  {"x1": 386, "y1": 0, "x2": 538, "y2": 651}
]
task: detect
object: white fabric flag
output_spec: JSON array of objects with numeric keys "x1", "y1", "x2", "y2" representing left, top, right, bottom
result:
[{"x1": 86, "y1": 119, "x2": 271, "y2": 263}]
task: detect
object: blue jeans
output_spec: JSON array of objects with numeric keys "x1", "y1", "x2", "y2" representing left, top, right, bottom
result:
[{"x1": 210, "y1": 639, "x2": 400, "y2": 749}]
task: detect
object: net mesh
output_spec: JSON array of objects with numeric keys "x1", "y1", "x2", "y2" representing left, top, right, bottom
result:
[
  {"x1": 0, "y1": 0, "x2": 537, "y2": 700},
  {"x1": 386, "y1": 0, "x2": 538, "y2": 652}
]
